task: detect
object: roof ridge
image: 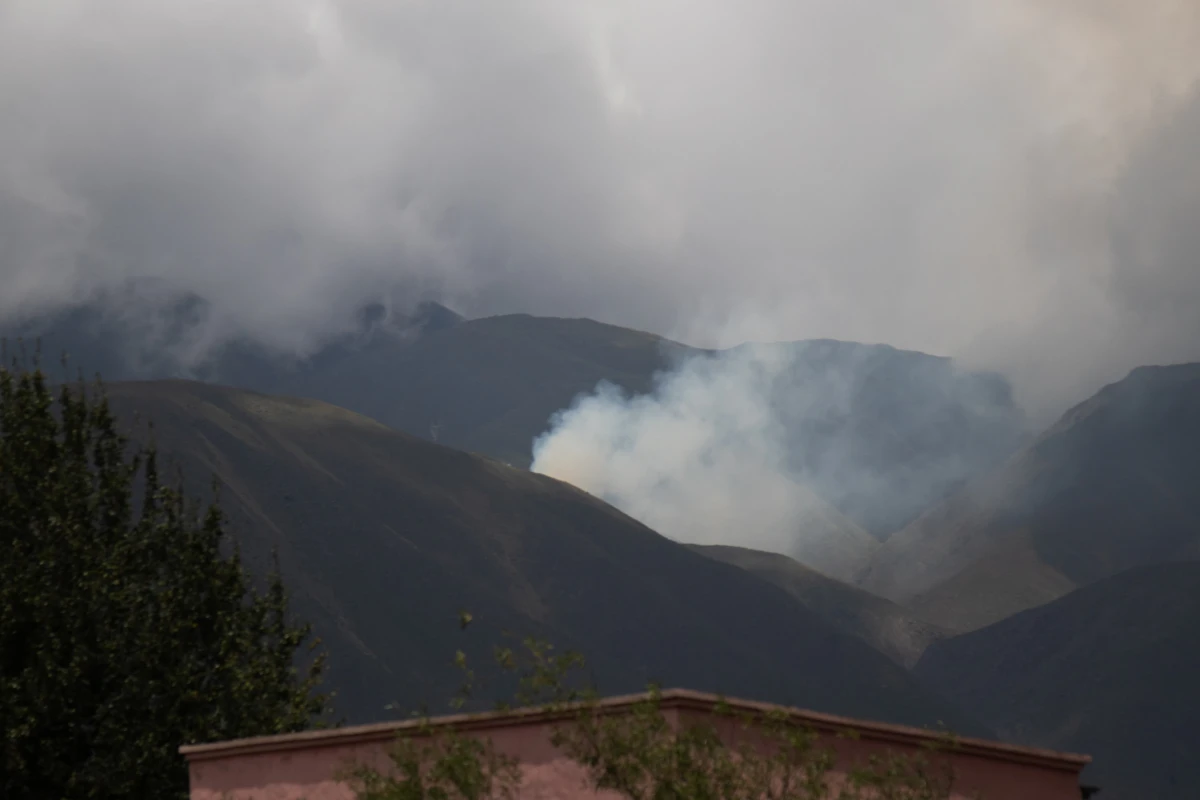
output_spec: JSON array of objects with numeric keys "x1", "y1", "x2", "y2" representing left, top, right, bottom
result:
[{"x1": 180, "y1": 688, "x2": 1090, "y2": 772}]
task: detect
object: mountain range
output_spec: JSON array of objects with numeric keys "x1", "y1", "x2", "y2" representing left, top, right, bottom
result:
[
  {"x1": 860, "y1": 362, "x2": 1200, "y2": 631},
  {"x1": 102, "y1": 379, "x2": 979, "y2": 733},
  {"x1": 9, "y1": 293, "x2": 1199, "y2": 797},
  {"x1": 689, "y1": 544, "x2": 947, "y2": 668},
  {"x1": 915, "y1": 561, "x2": 1200, "y2": 799},
  {"x1": 6, "y1": 291, "x2": 1026, "y2": 542}
]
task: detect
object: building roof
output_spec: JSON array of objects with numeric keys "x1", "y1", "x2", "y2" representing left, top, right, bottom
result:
[{"x1": 180, "y1": 688, "x2": 1091, "y2": 774}]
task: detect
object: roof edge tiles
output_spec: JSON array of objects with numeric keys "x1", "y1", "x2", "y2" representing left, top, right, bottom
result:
[{"x1": 180, "y1": 688, "x2": 1090, "y2": 773}]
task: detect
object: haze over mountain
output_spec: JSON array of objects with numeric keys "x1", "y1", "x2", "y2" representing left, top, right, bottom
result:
[
  {"x1": 860, "y1": 362, "x2": 1200, "y2": 630},
  {"x1": 915, "y1": 562, "x2": 1200, "y2": 799},
  {"x1": 690, "y1": 545, "x2": 947, "y2": 668},
  {"x1": 7, "y1": 298, "x2": 1026, "y2": 573},
  {"x1": 4, "y1": 5, "x2": 1200, "y2": 797},
  {"x1": 101, "y1": 379, "x2": 983, "y2": 734},
  {"x1": 5, "y1": 2, "x2": 1200, "y2": 422},
  {"x1": 533, "y1": 336, "x2": 1024, "y2": 573}
]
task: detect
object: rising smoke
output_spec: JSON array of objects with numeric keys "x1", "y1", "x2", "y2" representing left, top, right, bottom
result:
[
  {"x1": 529, "y1": 344, "x2": 878, "y2": 578},
  {"x1": 2, "y1": 2, "x2": 1199, "y2": 560},
  {"x1": 531, "y1": 338, "x2": 1024, "y2": 575},
  {"x1": 531, "y1": 346, "x2": 808, "y2": 554}
]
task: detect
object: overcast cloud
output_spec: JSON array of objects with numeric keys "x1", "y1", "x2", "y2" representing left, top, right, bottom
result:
[{"x1": 1, "y1": 0, "x2": 1198, "y2": 416}]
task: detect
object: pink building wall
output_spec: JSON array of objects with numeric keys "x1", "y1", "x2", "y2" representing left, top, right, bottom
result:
[{"x1": 184, "y1": 690, "x2": 1089, "y2": 800}]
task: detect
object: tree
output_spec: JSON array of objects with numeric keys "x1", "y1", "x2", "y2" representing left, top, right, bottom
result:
[
  {"x1": 346, "y1": 635, "x2": 958, "y2": 800},
  {"x1": 0, "y1": 363, "x2": 330, "y2": 799}
]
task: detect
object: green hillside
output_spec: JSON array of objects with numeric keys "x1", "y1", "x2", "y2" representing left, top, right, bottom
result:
[
  {"x1": 690, "y1": 545, "x2": 947, "y2": 667},
  {"x1": 249, "y1": 320, "x2": 1024, "y2": 540},
  {"x1": 252, "y1": 313, "x2": 697, "y2": 468},
  {"x1": 914, "y1": 562, "x2": 1200, "y2": 799},
  {"x1": 103, "y1": 380, "x2": 983, "y2": 734},
  {"x1": 861, "y1": 362, "x2": 1200, "y2": 630},
  {"x1": 10, "y1": 298, "x2": 1026, "y2": 544}
]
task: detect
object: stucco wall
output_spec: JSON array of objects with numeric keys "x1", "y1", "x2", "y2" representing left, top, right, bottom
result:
[
  {"x1": 187, "y1": 699, "x2": 1086, "y2": 800},
  {"x1": 189, "y1": 718, "x2": 619, "y2": 800}
]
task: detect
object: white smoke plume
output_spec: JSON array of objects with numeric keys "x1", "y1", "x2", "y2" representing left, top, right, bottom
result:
[
  {"x1": 531, "y1": 346, "x2": 804, "y2": 550},
  {"x1": 529, "y1": 339, "x2": 1018, "y2": 578}
]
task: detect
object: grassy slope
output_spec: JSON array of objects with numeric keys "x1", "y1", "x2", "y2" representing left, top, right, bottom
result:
[
  {"x1": 235, "y1": 315, "x2": 1024, "y2": 539},
  {"x1": 104, "y1": 380, "x2": 983, "y2": 735},
  {"x1": 905, "y1": 533, "x2": 1077, "y2": 631},
  {"x1": 861, "y1": 363, "x2": 1200, "y2": 630},
  {"x1": 914, "y1": 562, "x2": 1200, "y2": 799},
  {"x1": 764, "y1": 489, "x2": 880, "y2": 584},
  {"x1": 689, "y1": 545, "x2": 948, "y2": 668},
  {"x1": 11, "y1": 305, "x2": 1026, "y2": 550},
  {"x1": 254, "y1": 314, "x2": 699, "y2": 468}
]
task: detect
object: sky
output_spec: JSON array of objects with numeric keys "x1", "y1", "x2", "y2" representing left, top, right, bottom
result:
[{"x1": 1, "y1": 0, "x2": 1199, "y2": 418}]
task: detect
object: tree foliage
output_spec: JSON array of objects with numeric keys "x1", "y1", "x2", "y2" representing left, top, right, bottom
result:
[
  {"x1": 348, "y1": 634, "x2": 960, "y2": 800},
  {"x1": 0, "y1": 363, "x2": 329, "y2": 799}
]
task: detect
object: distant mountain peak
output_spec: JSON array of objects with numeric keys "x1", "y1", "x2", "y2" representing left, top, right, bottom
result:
[
  {"x1": 405, "y1": 301, "x2": 465, "y2": 333},
  {"x1": 352, "y1": 299, "x2": 464, "y2": 337}
]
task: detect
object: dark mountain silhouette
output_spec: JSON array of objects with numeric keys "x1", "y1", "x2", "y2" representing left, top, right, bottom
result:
[
  {"x1": 3, "y1": 285, "x2": 463, "y2": 387},
  {"x1": 240, "y1": 312, "x2": 697, "y2": 468},
  {"x1": 7, "y1": 291, "x2": 1026, "y2": 542},
  {"x1": 860, "y1": 362, "x2": 1200, "y2": 630},
  {"x1": 689, "y1": 545, "x2": 947, "y2": 667},
  {"x1": 102, "y1": 379, "x2": 984, "y2": 734},
  {"x1": 252, "y1": 330, "x2": 1025, "y2": 540},
  {"x1": 3, "y1": 283, "x2": 213, "y2": 379},
  {"x1": 914, "y1": 561, "x2": 1200, "y2": 799}
]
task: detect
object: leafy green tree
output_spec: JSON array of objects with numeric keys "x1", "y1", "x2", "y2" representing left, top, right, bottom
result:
[
  {"x1": 0, "y1": 363, "x2": 330, "y2": 799},
  {"x1": 347, "y1": 635, "x2": 958, "y2": 800},
  {"x1": 346, "y1": 720, "x2": 522, "y2": 800}
]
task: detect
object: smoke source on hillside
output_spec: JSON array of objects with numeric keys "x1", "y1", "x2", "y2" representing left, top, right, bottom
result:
[
  {"x1": 532, "y1": 346, "x2": 802, "y2": 553},
  {"x1": 531, "y1": 338, "x2": 1024, "y2": 565}
]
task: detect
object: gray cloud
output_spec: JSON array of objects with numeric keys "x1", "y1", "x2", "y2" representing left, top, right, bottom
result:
[{"x1": 1, "y1": 1, "x2": 1198, "y2": 416}]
